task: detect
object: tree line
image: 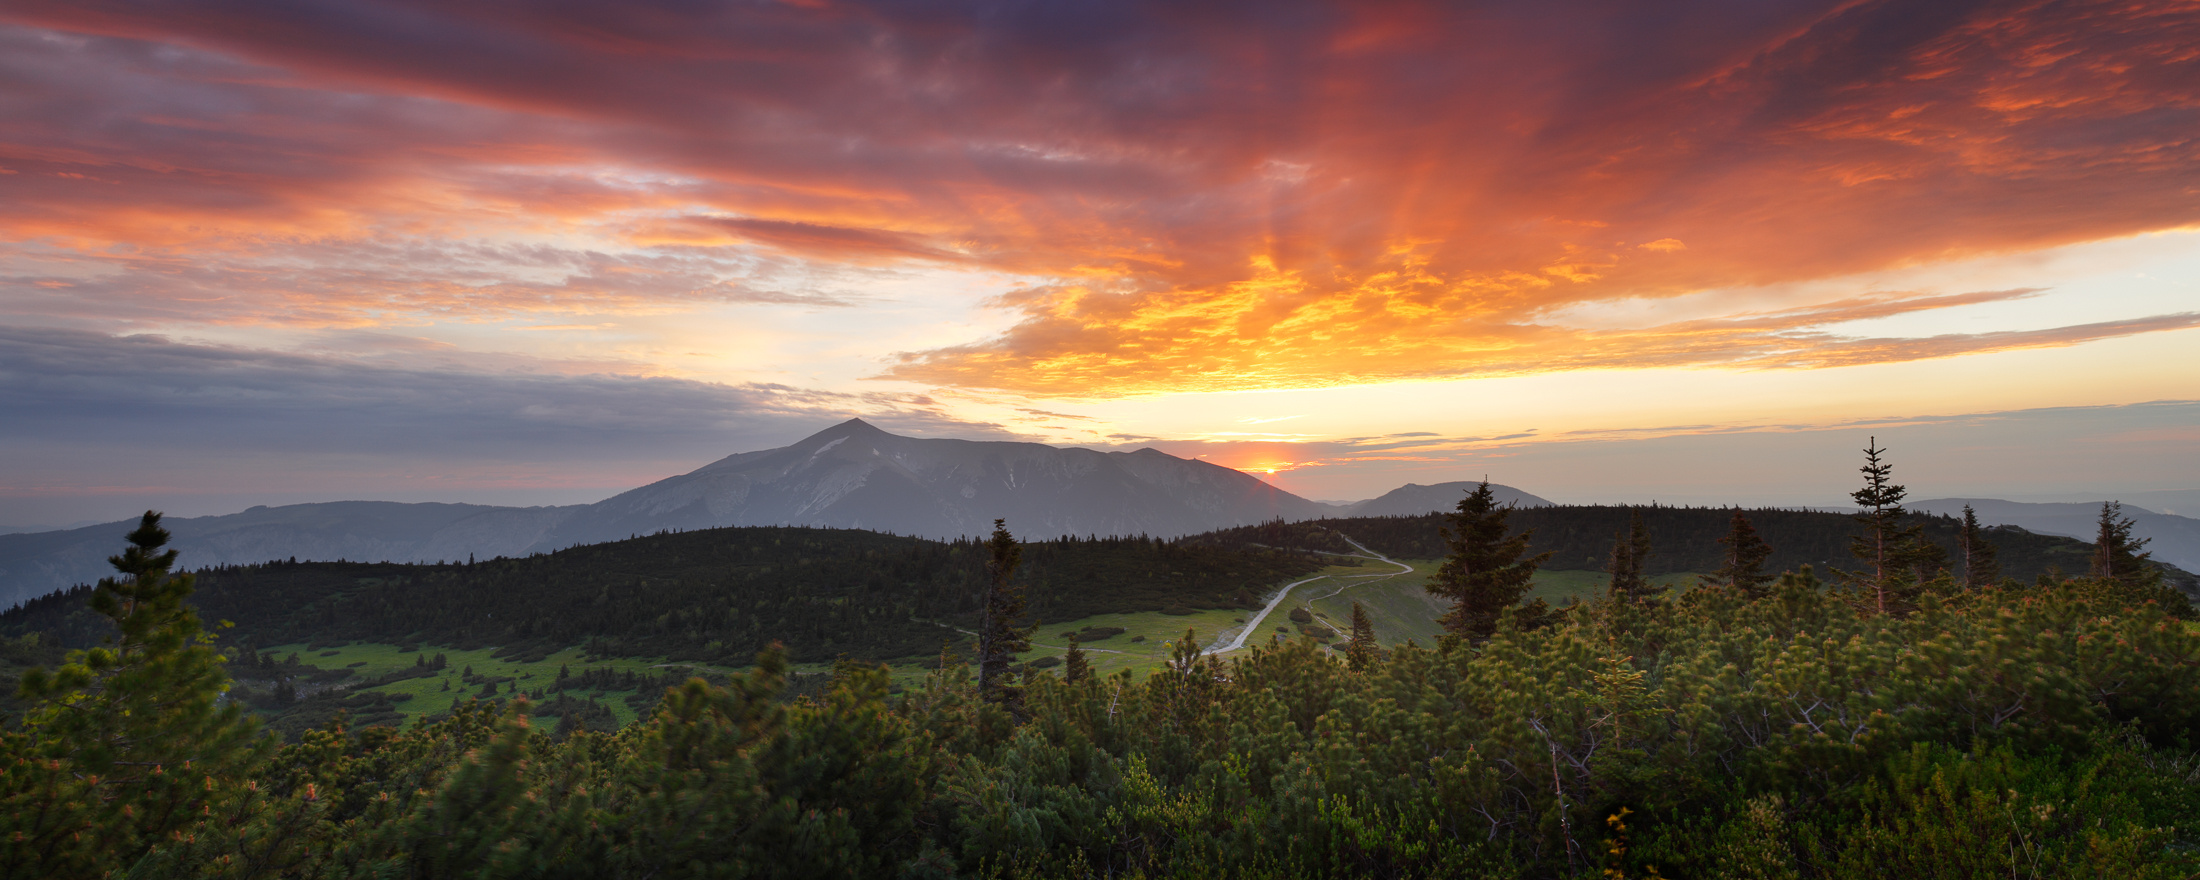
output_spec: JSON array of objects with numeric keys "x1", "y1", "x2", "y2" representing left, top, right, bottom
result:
[
  {"x1": 1188, "y1": 499, "x2": 2187, "y2": 590},
  {"x1": 1, "y1": 528, "x2": 1324, "y2": 665}
]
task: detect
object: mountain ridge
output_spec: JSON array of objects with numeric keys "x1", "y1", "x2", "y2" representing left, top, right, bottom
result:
[
  {"x1": 0, "y1": 420, "x2": 1339, "y2": 606},
  {"x1": 531, "y1": 418, "x2": 1330, "y2": 548},
  {"x1": 1909, "y1": 497, "x2": 2200, "y2": 574}
]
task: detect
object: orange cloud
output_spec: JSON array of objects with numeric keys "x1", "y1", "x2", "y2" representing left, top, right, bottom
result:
[{"x1": 0, "y1": 0, "x2": 2195, "y2": 392}]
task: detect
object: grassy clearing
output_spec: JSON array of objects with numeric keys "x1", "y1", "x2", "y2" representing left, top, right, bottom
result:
[
  {"x1": 260, "y1": 642, "x2": 728, "y2": 728},
  {"x1": 1287, "y1": 564, "x2": 1706, "y2": 655},
  {"x1": 1298, "y1": 559, "x2": 1445, "y2": 647},
  {"x1": 1522, "y1": 570, "x2": 1699, "y2": 607},
  {"x1": 873, "y1": 564, "x2": 1379, "y2": 680},
  {"x1": 1007, "y1": 606, "x2": 1251, "y2": 678}
]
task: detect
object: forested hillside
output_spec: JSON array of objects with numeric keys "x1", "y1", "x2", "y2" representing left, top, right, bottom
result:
[
  {"x1": 1188, "y1": 505, "x2": 2197, "y2": 590},
  {"x1": 0, "y1": 526, "x2": 1323, "y2": 664}
]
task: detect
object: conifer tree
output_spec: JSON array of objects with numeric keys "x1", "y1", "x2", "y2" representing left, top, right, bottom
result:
[
  {"x1": 1846, "y1": 437, "x2": 1921, "y2": 614},
  {"x1": 1063, "y1": 633, "x2": 1091, "y2": 684},
  {"x1": 1344, "y1": 602, "x2": 1380, "y2": 671},
  {"x1": 1959, "y1": 504, "x2": 2001, "y2": 588},
  {"x1": 1706, "y1": 508, "x2": 1775, "y2": 597},
  {"x1": 976, "y1": 519, "x2": 1031, "y2": 710},
  {"x1": 1605, "y1": 509, "x2": 1657, "y2": 603},
  {"x1": 4, "y1": 511, "x2": 271, "y2": 877},
  {"x1": 2090, "y1": 501, "x2": 2156, "y2": 587},
  {"x1": 1427, "y1": 481, "x2": 1552, "y2": 640}
]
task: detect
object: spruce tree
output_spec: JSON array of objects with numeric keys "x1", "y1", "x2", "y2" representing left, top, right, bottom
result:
[
  {"x1": 1344, "y1": 602, "x2": 1380, "y2": 671},
  {"x1": 1605, "y1": 509, "x2": 1657, "y2": 603},
  {"x1": 2090, "y1": 501, "x2": 2155, "y2": 587},
  {"x1": 1062, "y1": 634, "x2": 1091, "y2": 684},
  {"x1": 4, "y1": 512, "x2": 271, "y2": 877},
  {"x1": 1959, "y1": 504, "x2": 2001, "y2": 588},
  {"x1": 976, "y1": 519, "x2": 1031, "y2": 710},
  {"x1": 1846, "y1": 437, "x2": 1920, "y2": 614},
  {"x1": 1706, "y1": 508, "x2": 1775, "y2": 597},
  {"x1": 1427, "y1": 481, "x2": 1552, "y2": 640}
]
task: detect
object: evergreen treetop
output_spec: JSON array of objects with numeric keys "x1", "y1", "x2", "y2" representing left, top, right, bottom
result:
[
  {"x1": 1062, "y1": 633, "x2": 1091, "y2": 684},
  {"x1": 1846, "y1": 437, "x2": 1925, "y2": 614},
  {"x1": 1605, "y1": 508, "x2": 1658, "y2": 604},
  {"x1": 1706, "y1": 508, "x2": 1775, "y2": 597},
  {"x1": 976, "y1": 519, "x2": 1031, "y2": 711},
  {"x1": 1427, "y1": 481, "x2": 1552, "y2": 640},
  {"x1": 6, "y1": 511, "x2": 271, "y2": 877},
  {"x1": 1344, "y1": 602, "x2": 1380, "y2": 671},
  {"x1": 2091, "y1": 501, "x2": 2156, "y2": 588}
]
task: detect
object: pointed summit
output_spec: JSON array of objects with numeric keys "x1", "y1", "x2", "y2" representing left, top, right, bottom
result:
[{"x1": 801, "y1": 417, "x2": 888, "y2": 445}]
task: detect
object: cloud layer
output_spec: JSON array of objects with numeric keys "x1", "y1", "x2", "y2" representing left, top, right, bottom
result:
[
  {"x1": 3, "y1": 0, "x2": 2196, "y2": 395},
  {"x1": 0, "y1": 327, "x2": 1006, "y2": 473}
]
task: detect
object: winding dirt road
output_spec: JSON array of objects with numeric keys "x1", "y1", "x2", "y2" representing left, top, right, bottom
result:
[{"x1": 1204, "y1": 532, "x2": 1414, "y2": 655}]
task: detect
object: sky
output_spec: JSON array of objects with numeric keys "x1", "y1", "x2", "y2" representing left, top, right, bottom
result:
[{"x1": 2, "y1": 0, "x2": 2198, "y2": 526}]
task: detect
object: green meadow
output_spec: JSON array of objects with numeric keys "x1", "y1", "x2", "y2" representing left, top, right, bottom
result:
[
  {"x1": 256, "y1": 564, "x2": 1706, "y2": 723},
  {"x1": 258, "y1": 642, "x2": 732, "y2": 729}
]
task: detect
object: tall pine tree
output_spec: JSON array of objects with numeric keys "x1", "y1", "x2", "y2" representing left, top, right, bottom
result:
[
  {"x1": 1846, "y1": 438, "x2": 1921, "y2": 614},
  {"x1": 1427, "y1": 481, "x2": 1552, "y2": 640},
  {"x1": 2090, "y1": 501, "x2": 2155, "y2": 587},
  {"x1": 975, "y1": 519, "x2": 1031, "y2": 710}
]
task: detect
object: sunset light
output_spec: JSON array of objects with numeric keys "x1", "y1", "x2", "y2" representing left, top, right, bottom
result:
[
  {"x1": 2, "y1": 0, "x2": 2196, "y2": 521},
  {"x1": 6, "y1": 6, "x2": 2200, "y2": 875}
]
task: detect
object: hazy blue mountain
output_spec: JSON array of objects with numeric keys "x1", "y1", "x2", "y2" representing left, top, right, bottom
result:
[
  {"x1": 534, "y1": 418, "x2": 1329, "y2": 548},
  {"x1": 2091, "y1": 490, "x2": 2200, "y2": 519},
  {"x1": 0, "y1": 420, "x2": 1342, "y2": 606},
  {"x1": 0, "y1": 522, "x2": 100, "y2": 535},
  {"x1": 1338, "y1": 481, "x2": 1553, "y2": 517},
  {"x1": 0, "y1": 501, "x2": 579, "y2": 609},
  {"x1": 1909, "y1": 498, "x2": 2200, "y2": 574}
]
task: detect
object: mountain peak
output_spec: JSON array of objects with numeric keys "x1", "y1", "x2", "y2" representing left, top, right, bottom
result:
[{"x1": 805, "y1": 417, "x2": 889, "y2": 443}]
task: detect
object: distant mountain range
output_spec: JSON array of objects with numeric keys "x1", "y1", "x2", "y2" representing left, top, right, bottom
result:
[
  {"x1": 0, "y1": 420, "x2": 1549, "y2": 608},
  {"x1": 9, "y1": 418, "x2": 2184, "y2": 610},
  {"x1": 1909, "y1": 498, "x2": 2200, "y2": 574}
]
